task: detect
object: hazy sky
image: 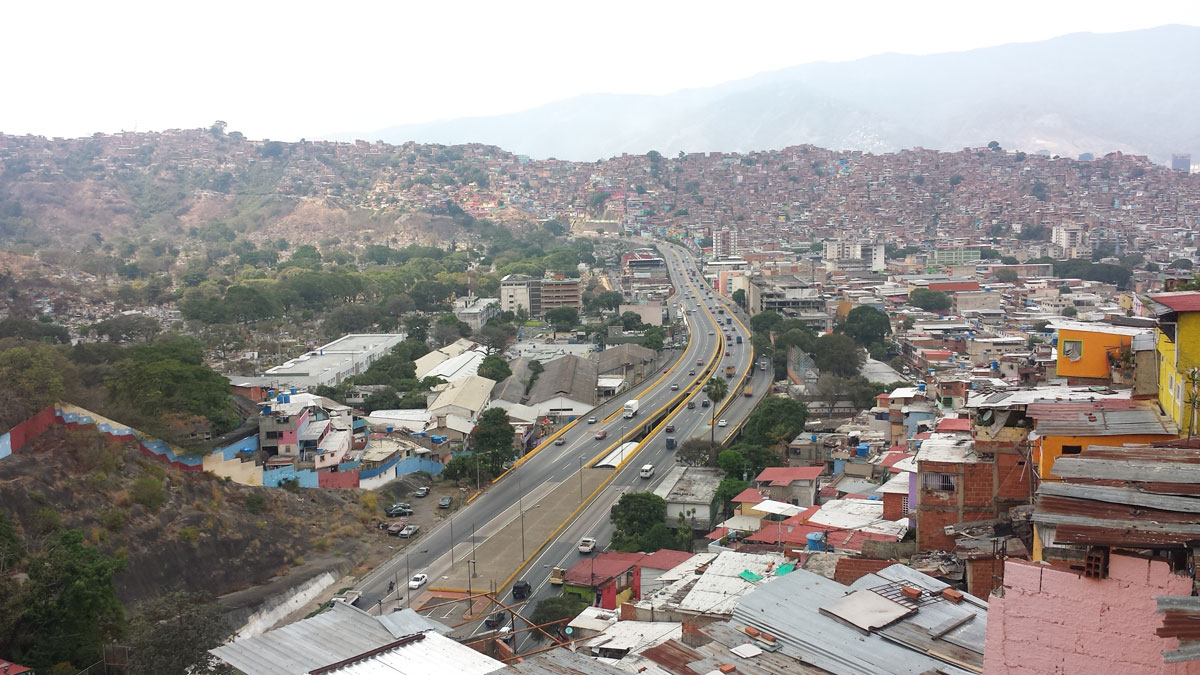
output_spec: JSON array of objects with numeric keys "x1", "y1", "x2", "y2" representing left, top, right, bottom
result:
[{"x1": 4, "y1": 1, "x2": 1199, "y2": 141}]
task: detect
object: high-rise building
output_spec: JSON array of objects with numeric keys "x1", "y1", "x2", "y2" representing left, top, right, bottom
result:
[
  {"x1": 713, "y1": 227, "x2": 739, "y2": 258},
  {"x1": 822, "y1": 238, "x2": 886, "y2": 271},
  {"x1": 1172, "y1": 153, "x2": 1192, "y2": 173}
]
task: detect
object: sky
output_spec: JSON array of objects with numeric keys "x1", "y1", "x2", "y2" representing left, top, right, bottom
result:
[{"x1": 3, "y1": 0, "x2": 1199, "y2": 142}]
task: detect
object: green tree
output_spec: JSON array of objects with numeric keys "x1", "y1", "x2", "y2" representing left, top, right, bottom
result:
[
  {"x1": 841, "y1": 306, "x2": 891, "y2": 347},
  {"x1": 93, "y1": 314, "x2": 161, "y2": 342},
  {"x1": 742, "y1": 397, "x2": 808, "y2": 449},
  {"x1": 731, "y1": 289, "x2": 746, "y2": 309},
  {"x1": 477, "y1": 354, "x2": 512, "y2": 382},
  {"x1": 713, "y1": 477, "x2": 749, "y2": 520},
  {"x1": 8, "y1": 530, "x2": 126, "y2": 670},
  {"x1": 529, "y1": 595, "x2": 587, "y2": 642},
  {"x1": 1172, "y1": 258, "x2": 1194, "y2": 270},
  {"x1": 908, "y1": 288, "x2": 951, "y2": 311},
  {"x1": 0, "y1": 343, "x2": 70, "y2": 432},
  {"x1": 810, "y1": 333, "x2": 864, "y2": 378},
  {"x1": 677, "y1": 438, "x2": 718, "y2": 467},
  {"x1": 995, "y1": 269, "x2": 1019, "y2": 283},
  {"x1": 641, "y1": 326, "x2": 665, "y2": 352},
  {"x1": 610, "y1": 492, "x2": 667, "y2": 552},
  {"x1": 749, "y1": 311, "x2": 783, "y2": 334},
  {"x1": 473, "y1": 407, "x2": 515, "y2": 474},
  {"x1": 593, "y1": 290, "x2": 624, "y2": 311},
  {"x1": 545, "y1": 306, "x2": 579, "y2": 331},
  {"x1": 126, "y1": 592, "x2": 232, "y2": 675},
  {"x1": 704, "y1": 377, "x2": 729, "y2": 445},
  {"x1": 619, "y1": 311, "x2": 645, "y2": 331},
  {"x1": 362, "y1": 387, "x2": 403, "y2": 412},
  {"x1": 1061, "y1": 306, "x2": 1078, "y2": 317}
]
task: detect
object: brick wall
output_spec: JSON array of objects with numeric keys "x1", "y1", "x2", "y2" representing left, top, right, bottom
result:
[
  {"x1": 917, "y1": 459, "x2": 1004, "y2": 552},
  {"x1": 882, "y1": 491, "x2": 904, "y2": 521},
  {"x1": 834, "y1": 557, "x2": 897, "y2": 585},
  {"x1": 984, "y1": 556, "x2": 1200, "y2": 674},
  {"x1": 966, "y1": 556, "x2": 1004, "y2": 598}
]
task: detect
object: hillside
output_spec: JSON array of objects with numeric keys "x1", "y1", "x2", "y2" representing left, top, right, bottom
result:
[
  {"x1": 0, "y1": 424, "x2": 379, "y2": 606},
  {"x1": 353, "y1": 25, "x2": 1200, "y2": 163}
]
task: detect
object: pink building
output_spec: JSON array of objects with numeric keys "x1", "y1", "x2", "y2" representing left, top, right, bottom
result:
[{"x1": 985, "y1": 557, "x2": 1200, "y2": 674}]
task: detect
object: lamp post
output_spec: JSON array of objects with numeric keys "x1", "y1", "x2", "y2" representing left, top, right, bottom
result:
[{"x1": 579, "y1": 455, "x2": 584, "y2": 504}]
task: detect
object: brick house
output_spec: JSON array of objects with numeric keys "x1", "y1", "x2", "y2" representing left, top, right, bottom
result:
[{"x1": 752, "y1": 466, "x2": 825, "y2": 507}]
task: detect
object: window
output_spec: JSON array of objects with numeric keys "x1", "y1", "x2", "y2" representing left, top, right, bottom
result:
[
  {"x1": 922, "y1": 472, "x2": 957, "y2": 492},
  {"x1": 1061, "y1": 340, "x2": 1083, "y2": 362},
  {"x1": 1061, "y1": 445, "x2": 1083, "y2": 455}
]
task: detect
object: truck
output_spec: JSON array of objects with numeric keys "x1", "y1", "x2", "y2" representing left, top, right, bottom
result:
[
  {"x1": 736, "y1": 335, "x2": 743, "y2": 344},
  {"x1": 724, "y1": 365, "x2": 735, "y2": 378},
  {"x1": 550, "y1": 567, "x2": 565, "y2": 585},
  {"x1": 726, "y1": 317, "x2": 733, "y2": 325},
  {"x1": 759, "y1": 358, "x2": 770, "y2": 372},
  {"x1": 623, "y1": 399, "x2": 640, "y2": 418},
  {"x1": 665, "y1": 436, "x2": 677, "y2": 450},
  {"x1": 718, "y1": 307, "x2": 725, "y2": 315},
  {"x1": 743, "y1": 386, "x2": 753, "y2": 397}
]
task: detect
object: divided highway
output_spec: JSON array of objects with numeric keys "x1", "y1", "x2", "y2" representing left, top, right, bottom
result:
[{"x1": 353, "y1": 242, "x2": 767, "y2": 636}]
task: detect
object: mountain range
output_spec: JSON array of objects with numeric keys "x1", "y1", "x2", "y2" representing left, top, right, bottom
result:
[{"x1": 343, "y1": 25, "x2": 1200, "y2": 164}]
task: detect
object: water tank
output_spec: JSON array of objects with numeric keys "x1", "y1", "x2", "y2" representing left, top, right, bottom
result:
[
  {"x1": 810, "y1": 434, "x2": 818, "y2": 443},
  {"x1": 917, "y1": 382, "x2": 926, "y2": 392},
  {"x1": 276, "y1": 395, "x2": 285, "y2": 403},
  {"x1": 290, "y1": 387, "x2": 298, "y2": 395},
  {"x1": 283, "y1": 395, "x2": 290, "y2": 403},
  {"x1": 806, "y1": 532, "x2": 826, "y2": 552},
  {"x1": 268, "y1": 390, "x2": 276, "y2": 398},
  {"x1": 386, "y1": 426, "x2": 394, "y2": 433},
  {"x1": 856, "y1": 443, "x2": 869, "y2": 457},
  {"x1": 991, "y1": 361, "x2": 999, "y2": 370}
]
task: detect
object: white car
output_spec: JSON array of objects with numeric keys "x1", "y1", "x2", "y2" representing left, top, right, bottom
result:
[
  {"x1": 578, "y1": 537, "x2": 597, "y2": 553},
  {"x1": 408, "y1": 573, "x2": 428, "y2": 589},
  {"x1": 718, "y1": 419, "x2": 728, "y2": 427}
]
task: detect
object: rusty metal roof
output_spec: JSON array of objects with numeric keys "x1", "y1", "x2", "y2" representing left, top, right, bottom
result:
[{"x1": 1026, "y1": 400, "x2": 1177, "y2": 437}]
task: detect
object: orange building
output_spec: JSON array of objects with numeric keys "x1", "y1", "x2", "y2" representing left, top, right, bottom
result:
[
  {"x1": 1026, "y1": 399, "x2": 1178, "y2": 480},
  {"x1": 1051, "y1": 320, "x2": 1151, "y2": 384}
]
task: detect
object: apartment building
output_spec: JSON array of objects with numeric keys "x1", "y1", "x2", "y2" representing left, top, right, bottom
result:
[
  {"x1": 500, "y1": 274, "x2": 581, "y2": 318},
  {"x1": 822, "y1": 238, "x2": 886, "y2": 272},
  {"x1": 746, "y1": 274, "x2": 827, "y2": 315}
]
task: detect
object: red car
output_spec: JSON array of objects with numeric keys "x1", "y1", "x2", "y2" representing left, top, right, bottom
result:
[
  {"x1": 697, "y1": 359, "x2": 704, "y2": 366},
  {"x1": 595, "y1": 430, "x2": 608, "y2": 440}
]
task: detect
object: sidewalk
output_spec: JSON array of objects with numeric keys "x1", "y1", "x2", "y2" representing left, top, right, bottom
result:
[{"x1": 431, "y1": 468, "x2": 610, "y2": 595}]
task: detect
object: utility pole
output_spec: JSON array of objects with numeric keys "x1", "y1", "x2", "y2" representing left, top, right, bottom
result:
[{"x1": 579, "y1": 455, "x2": 584, "y2": 504}]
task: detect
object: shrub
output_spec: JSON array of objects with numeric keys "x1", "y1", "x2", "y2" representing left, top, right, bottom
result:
[
  {"x1": 33, "y1": 507, "x2": 62, "y2": 535},
  {"x1": 244, "y1": 492, "x2": 267, "y2": 514},
  {"x1": 131, "y1": 476, "x2": 166, "y2": 511},
  {"x1": 179, "y1": 526, "x2": 200, "y2": 542},
  {"x1": 279, "y1": 478, "x2": 300, "y2": 493},
  {"x1": 100, "y1": 509, "x2": 125, "y2": 531}
]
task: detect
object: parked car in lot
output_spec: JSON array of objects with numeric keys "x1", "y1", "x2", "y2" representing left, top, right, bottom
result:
[
  {"x1": 386, "y1": 520, "x2": 409, "y2": 536},
  {"x1": 414, "y1": 487, "x2": 430, "y2": 498},
  {"x1": 594, "y1": 430, "x2": 607, "y2": 440},
  {"x1": 398, "y1": 524, "x2": 420, "y2": 538},
  {"x1": 578, "y1": 537, "x2": 597, "y2": 553},
  {"x1": 385, "y1": 503, "x2": 413, "y2": 517},
  {"x1": 438, "y1": 496, "x2": 453, "y2": 509},
  {"x1": 408, "y1": 573, "x2": 428, "y2": 589}
]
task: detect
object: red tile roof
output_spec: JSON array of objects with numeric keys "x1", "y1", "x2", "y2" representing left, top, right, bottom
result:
[
  {"x1": 1150, "y1": 292, "x2": 1200, "y2": 313},
  {"x1": 0, "y1": 661, "x2": 31, "y2": 675},
  {"x1": 754, "y1": 466, "x2": 824, "y2": 486},
  {"x1": 936, "y1": 417, "x2": 972, "y2": 432},
  {"x1": 928, "y1": 281, "x2": 981, "y2": 293},
  {"x1": 880, "y1": 451, "x2": 913, "y2": 471},
  {"x1": 732, "y1": 487, "x2": 767, "y2": 503},
  {"x1": 562, "y1": 552, "x2": 644, "y2": 586},
  {"x1": 640, "y1": 549, "x2": 694, "y2": 570}
]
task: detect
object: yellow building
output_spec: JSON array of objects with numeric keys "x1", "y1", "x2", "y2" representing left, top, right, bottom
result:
[{"x1": 1146, "y1": 293, "x2": 1200, "y2": 434}]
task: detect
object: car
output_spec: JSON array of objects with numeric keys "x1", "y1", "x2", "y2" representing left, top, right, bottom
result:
[
  {"x1": 485, "y1": 611, "x2": 507, "y2": 629},
  {"x1": 725, "y1": 351, "x2": 730, "y2": 357},
  {"x1": 578, "y1": 537, "x2": 597, "y2": 553},
  {"x1": 718, "y1": 419, "x2": 728, "y2": 427},
  {"x1": 708, "y1": 331, "x2": 714, "y2": 335},
  {"x1": 587, "y1": 416, "x2": 598, "y2": 424},
  {"x1": 664, "y1": 368, "x2": 670, "y2": 373},
  {"x1": 386, "y1": 520, "x2": 409, "y2": 536},
  {"x1": 687, "y1": 401, "x2": 696, "y2": 409},
  {"x1": 702, "y1": 400, "x2": 710, "y2": 408},
  {"x1": 438, "y1": 496, "x2": 453, "y2": 509},
  {"x1": 385, "y1": 504, "x2": 413, "y2": 517},
  {"x1": 554, "y1": 437, "x2": 565, "y2": 446},
  {"x1": 697, "y1": 359, "x2": 704, "y2": 366},
  {"x1": 398, "y1": 524, "x2": 421, "y2": 538},
  {"x1": 688, "y1": 369, "x2": 695, "y2": 375},
  {"x1": 671, "y1": 384, "x2": 679, "y2": 391},
  {"x1": 595, "y1": 430, "x2": 608, "y2": 440},
  {"x1": 512, "y1": 580, "x2": 531, "y2": 600},
  {"x1": 665, "y1": 424, "x2": 675, "y2": 433},
  {"x1": 408, "y1": 573, "x2": 428, "y2": 589},
  {"x1": 414, "y1": 487, "x2": 430, "y2": 498}
]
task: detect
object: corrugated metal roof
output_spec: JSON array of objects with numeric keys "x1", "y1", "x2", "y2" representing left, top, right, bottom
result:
[
  {"x1": 502, "y1": 649, "x2": 629, "y2": 674},
  {"x1": 731, "y1": 565, "x2": 979, "y2": 675},
  {"x1": 1026, "y1": 400, "x2": 1177, "y2": 437},
  {"x1": 211, "y1": 604, "x2": 462, "y2": 675},
  {"x1": 1052, "y1": 456, "x2": 1200, "y2": 483}
]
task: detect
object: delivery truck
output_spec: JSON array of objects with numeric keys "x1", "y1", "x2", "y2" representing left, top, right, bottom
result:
[
  {"x1": 724, "y1": 365, "x2": 735, "y2": 378},
  {"x1": 623, "y1": 399, "x2": 640, "y2": 418}
]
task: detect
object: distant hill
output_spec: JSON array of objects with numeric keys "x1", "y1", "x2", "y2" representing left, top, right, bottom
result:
[{"x1": 348, "y1": 25, "x2": 1200, "y2": 164}]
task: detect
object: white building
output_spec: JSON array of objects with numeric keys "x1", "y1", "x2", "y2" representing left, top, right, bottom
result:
[{"x1": 262, "y1": 334, "x2": 405, "y2": 388}]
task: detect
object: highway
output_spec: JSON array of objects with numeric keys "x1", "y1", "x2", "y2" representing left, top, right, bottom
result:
[{"x1": 353, "y1": 241, "x2": 767, "y2": 643}]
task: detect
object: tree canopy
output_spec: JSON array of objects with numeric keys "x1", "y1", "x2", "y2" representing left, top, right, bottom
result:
[
  {"x1": 841, "y1": 306, "x2": 891, "y2": 346},
  {"x1": 810, "y1": 333, "x2": 864, "y2": 378},
  {"x1": 908, "y1": 288, "x2": 951, "y2": 311}
]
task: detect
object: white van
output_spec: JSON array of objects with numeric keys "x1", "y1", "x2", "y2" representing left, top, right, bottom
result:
[{"x1": 639, "y1": 464, "x2": 655, "y2": 479}]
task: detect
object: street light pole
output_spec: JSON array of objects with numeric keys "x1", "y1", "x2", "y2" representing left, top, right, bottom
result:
[{"x1": 579, "y1": 455, "x2": 584, "y2": 504}]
